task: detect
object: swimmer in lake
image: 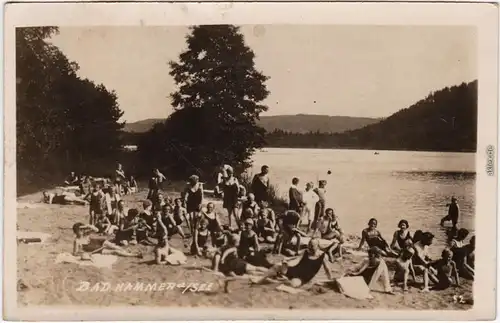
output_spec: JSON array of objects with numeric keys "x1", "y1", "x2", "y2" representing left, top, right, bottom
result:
[{"x1": 72, "y1": 222, "x2": 142, "y2": 258}]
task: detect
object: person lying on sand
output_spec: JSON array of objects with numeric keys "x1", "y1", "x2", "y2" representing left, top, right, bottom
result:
[
  {"x1": 42, "y1": 191, "x2": 87, "y2": 206},
  {"x1": 251, "y1": 238, "x2": 333, "y2": 288},
  {"x1": 393, "y1": 239, "x2": 417, "y2": 292},
  {"x1": 390, "y1": 220, "x2": 413, "y2": 254},
  {"x1": 212, "y1": 234, "x2": 270, "y2": 277},
  {"x1": 345, "y1": 246, "x2": 395, "y2": 294},
  {"x1": 72, "y1": 222, "x2": 142, "y2": 259},
  {"x1": 357, "y1": 218, "x2": 398, "y2": 257},
  {"x1": 426, "y1": 248, "x2": 460, "y2": 291}
]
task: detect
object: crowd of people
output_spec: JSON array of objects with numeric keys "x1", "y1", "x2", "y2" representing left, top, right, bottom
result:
[{"x1": 47, "y1": 163, "x2": 475, "y2": 295}]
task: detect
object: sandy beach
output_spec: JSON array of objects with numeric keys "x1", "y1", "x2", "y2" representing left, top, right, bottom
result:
[{"x1": 15, "y1": 184, "x2": 474, "y2": 311}]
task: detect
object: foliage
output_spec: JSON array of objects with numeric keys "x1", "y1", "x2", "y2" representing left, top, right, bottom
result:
[
  {"x1": 17, "y1": 27, "x2": 124, "y2": 194},
  {"x1": 138, "y1": 25, "x2": 270, "y2": 180},
  {"x1": 265, "y1": 81, "x2": 478, "y2": 152}
]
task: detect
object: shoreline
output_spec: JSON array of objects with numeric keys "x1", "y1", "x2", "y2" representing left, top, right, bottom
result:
[{"x1": 15, "y1": 183, "x2": 474, "y2": 309}]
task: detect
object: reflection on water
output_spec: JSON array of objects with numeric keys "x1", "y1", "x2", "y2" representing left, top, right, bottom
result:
[{"x1": 251, "y1": 148, "x2": 476, "y2": 258}]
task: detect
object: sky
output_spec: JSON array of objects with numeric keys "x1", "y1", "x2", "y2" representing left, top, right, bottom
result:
[{"x1": 49, "y1": 25, "x2": 477, "y2": 123}]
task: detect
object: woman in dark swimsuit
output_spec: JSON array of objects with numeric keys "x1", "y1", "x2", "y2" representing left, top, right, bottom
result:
[
  {"x1": 252, "y1": 238, "x2": 333, "y2": 288},
  {"x1": 184, "y1": 175, "x2": 204, "y2": 235},
  {"x1": 191, "y1": 218, "x2": 210, "y2": 256},
  {"x1": 222, "y1": 167, "x2": 240, "y2": 229},
  {"x1": 390, "y1": 220, "x2": 412, "y2": 254},
  {"x1": 358, "y1": 218, "x2": 397, "y2": 257}
]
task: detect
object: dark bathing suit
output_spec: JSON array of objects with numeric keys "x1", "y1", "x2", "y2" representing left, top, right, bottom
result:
[
  {"x1": 395, "y1": 231, "x2": 412, "y2": 249},
  {"x1": 285, "y1": 251, "x2": 326, "y2": 284},
  {"x1": 186, "y1": 187, "x2": 203, "y2": 213}
]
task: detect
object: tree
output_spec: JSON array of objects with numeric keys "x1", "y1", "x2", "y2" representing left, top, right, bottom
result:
[
  {"x1": 139, "y1": 25, "x2": 270, "y2": 178},
  {"x1": 16, "y1": 27, "x2": 124, "y2": 193}
]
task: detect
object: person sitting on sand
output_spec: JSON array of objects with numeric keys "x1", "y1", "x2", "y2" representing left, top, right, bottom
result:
[
  {"x1": 184, "y1": 175, "x2": 204, "y2": 235},
  {"x1": 459, "y1": 236, "x2": 475, "y2": 280},
  {"x1": 161, "y1": 204, "x2": 186, "y2": 240},
  {"x1": 390, "y1": 220, "x2": 413, "y2": 254},
  {"x1": 256, "y1": 208, "x2": 277, "y2": 243},
  {"x1": 212, "y1": 234, "x2": 270, "y2": 277},
  {"x1": 42, "y1": 191, "x2": 88, "y2": 206},
  {"x1": 243, "y1": 193, "x2": 260, "y2": 216},
  {"x1": 427, "y1": 248, "x2": 460, "y2": 291},
  {"x1": 314, "y1": 208, "x2": 344, "y2": 241},
  {"x1": 191, "y1": 218, "x2": 212, "y2": 257},
  {"x1": 116, "y1": 209, "x2": 141, "y2": 246},
  {"x1": 393, "y1": 239, "x2": 417, "y2": 292},
  {"x1": 251, "y1": 238, "x2": 334, "y2": 288},
  {"x1": 125, "y1": 175, "x2": 138, "y2": 195},
  {"x1": 357, "y1": 218, "x2": 397, "y2": 257},
  {"x1": 275, "y1": 210, "x2": 307, "y2": 256},
  {"x1": 440, "y1": 196, "x2": 460, "y2": 228},
  {"x1": 154, "y1": 214, "x2": 185, "y2": 265},
  {"x1": 64, "y1": 171, "x2": 80, "y2": 186},
  {"x1": 85, "y1": 184, "x2": 105, "y2": 225},
  {"x1": 412, "y1": 232, "x2": 439, "y2": 291},
  {"x1": 345, "y1": 246, "x2": 394, "y2": 294},
  {"x1": 450, "y1": 229, "x2": 474, "y2": 280},
  {"x1": 72, "y1": 222, "x2": 142, "y2": 258},
  {"x1": 240, "y1": 208, "x2": 257, "y2": 227}
]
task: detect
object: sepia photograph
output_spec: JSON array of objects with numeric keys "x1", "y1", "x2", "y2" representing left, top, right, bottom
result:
[{"x1": 3, "y1": 2, "x2": 498, "y2": 321}]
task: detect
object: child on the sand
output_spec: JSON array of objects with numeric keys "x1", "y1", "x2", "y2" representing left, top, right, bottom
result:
[
  {"x1": 357, "y1": 218, "x2": 397, "y2": 257},
  {"x1": 72, "y1": 222, "x2": 141, "y2": 258},
  {"x1": 428, "y1": 249, "x2": 460, "y2": 291},
  {"x1": 243, "y1": 193, "x2": 260, "y2": 216},
  {"x1": 393, "y1": 239, "x2": 417, "y2": 291},
  {"x1": 346, "y1": 246, "x2": 394, "y2": 294},
  {"x1": 85, "y1": 184, "x2": 105, "y2": 225}
]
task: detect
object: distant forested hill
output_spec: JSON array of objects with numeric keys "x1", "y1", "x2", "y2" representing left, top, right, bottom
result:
[
  {"x1": 124, "y1": 115, "x2": 380, "y2": 134},
  {"x1": 266, "y1": 81, "x2": 478, "y2": 152}
]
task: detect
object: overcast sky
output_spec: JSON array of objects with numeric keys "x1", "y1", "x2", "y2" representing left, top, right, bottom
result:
[{"x1": 50, "y1": 25, "x2": 476, "y2": 123}]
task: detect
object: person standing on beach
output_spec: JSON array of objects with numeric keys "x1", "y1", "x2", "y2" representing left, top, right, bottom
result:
[
  {"x1": 114, "y1": 163, "x2": 126, "y2": 194},
  {"x1": 251, "y1": 165, "x2": 270, "y2": 204},
  {"x1": 302, "y1": 182, "x2": 319, "y2": 232},
  {"x1": 440, "y1": 196, "x2": 460, "y2": 228},
  {"x1": 222, "y1": 167, "x2": 240, "y2": 230},
  {"x1": 184, "y1": 175, "x2": 204, "y2": 236},
  {"x1": 312, "y1": 180, "x2": 327, "y2": 229},
  {"x1": 288, "y1": 177, "x2": 303, "y2": 214}
]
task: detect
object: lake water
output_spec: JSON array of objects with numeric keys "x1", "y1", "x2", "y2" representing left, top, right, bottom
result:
[{"x1": 250, "y1": 148, "x2": 476, "y2": 256}]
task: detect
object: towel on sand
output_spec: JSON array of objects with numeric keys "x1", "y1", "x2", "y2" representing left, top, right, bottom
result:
[
  {"x1": 276, "y1": 284, "x2": 303, "y2": 294},
  {"x1": 55, "y1": 252, "x2": 118, "y2": 269},
  {"x1": 17, "y1": 231, "x2": 51, "y2": 244},
  {"x1": 164, "y1": 251, "x2": 187, "y2": 265},
  {"x1": 335, "y1": 276, "x2": 373, "y2": 300}
]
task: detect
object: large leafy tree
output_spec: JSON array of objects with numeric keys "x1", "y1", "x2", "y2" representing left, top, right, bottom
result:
[
  {"x1": 139, "y1": 25, "x2": 270, "y2": 178},
  {"x1": 16, "y1": 27, "x2": 124, "y2": 192}
]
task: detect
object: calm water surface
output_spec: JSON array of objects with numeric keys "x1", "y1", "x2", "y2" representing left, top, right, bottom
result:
[{"x1": 250, "y1": 148, "x2": 475, "y2": 256}]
